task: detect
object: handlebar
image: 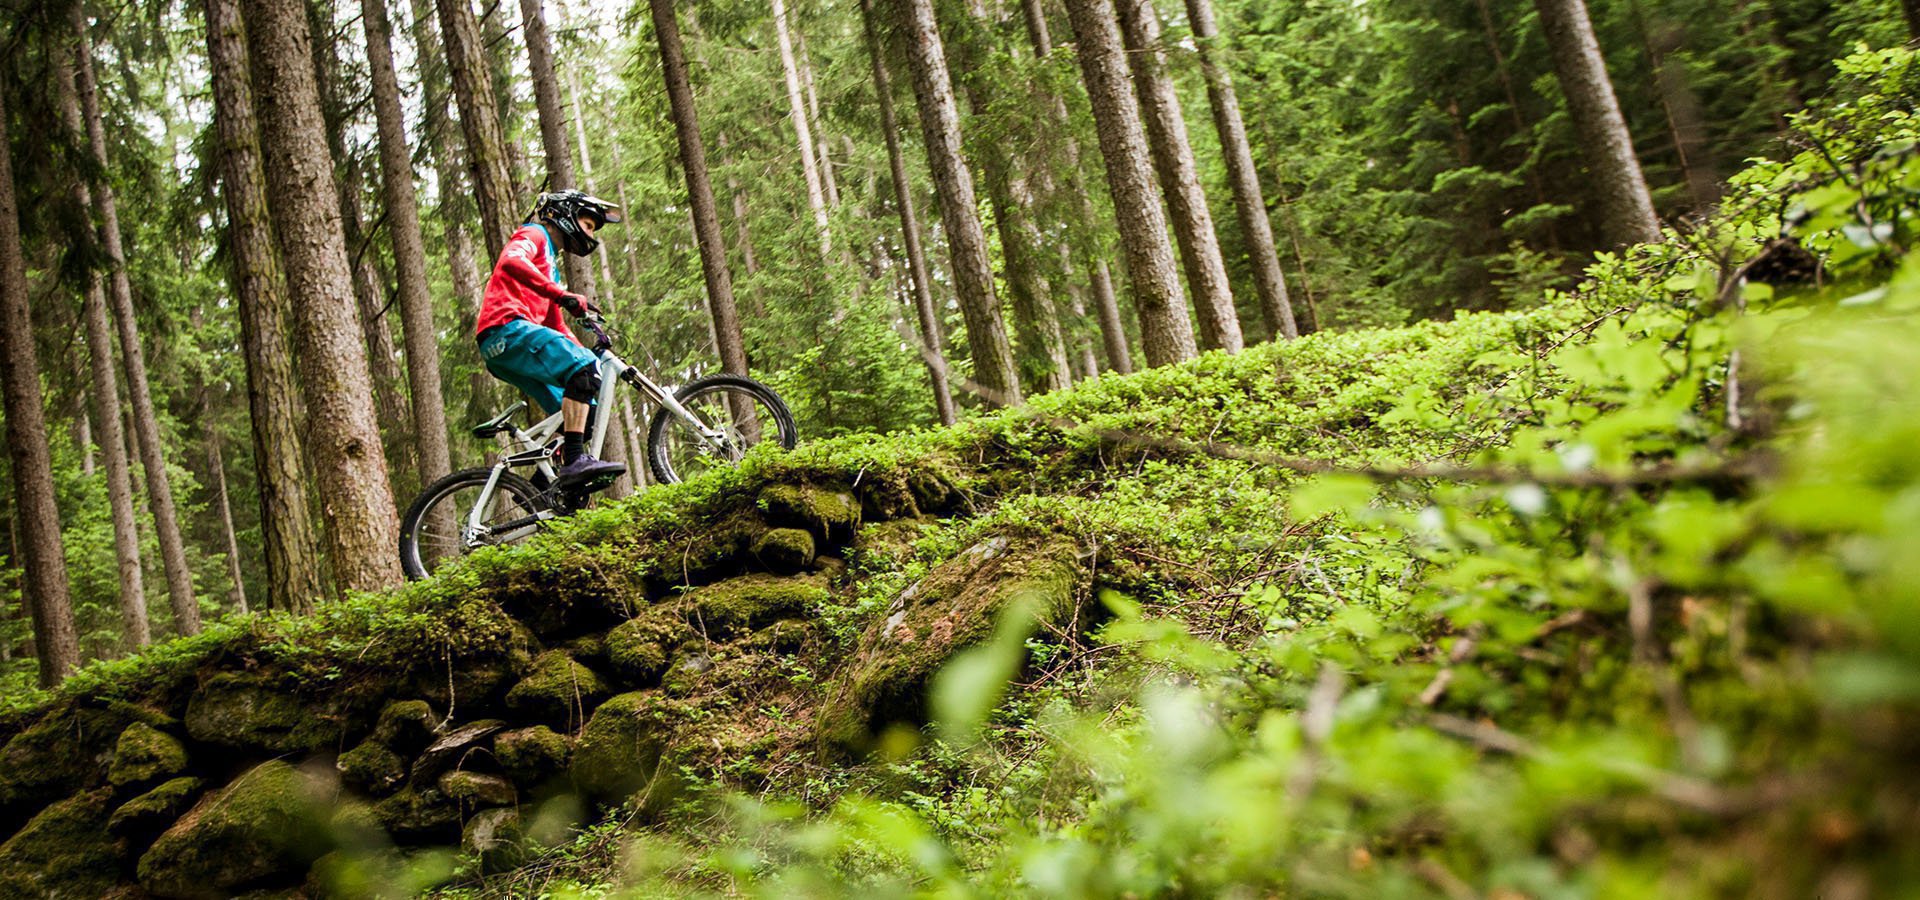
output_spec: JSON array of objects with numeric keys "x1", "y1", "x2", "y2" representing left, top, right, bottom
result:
[{"x1": 577, "y1": 311, "x2": 612, "y2": 352}]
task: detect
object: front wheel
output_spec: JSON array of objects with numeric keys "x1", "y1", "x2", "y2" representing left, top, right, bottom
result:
[
  {"x1": 399, "y1": 468, "x2": 550, "y2": 580},
  {"x1": 646, "y1": 374, "x2": 798, "y2": 484}
]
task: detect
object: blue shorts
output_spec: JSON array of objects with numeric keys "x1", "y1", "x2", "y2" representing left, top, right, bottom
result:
[{"x1": 477, "y1": 319, "x2": 600, "y2": 414}]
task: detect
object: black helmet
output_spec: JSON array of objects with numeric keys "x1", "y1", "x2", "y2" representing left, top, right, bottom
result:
[{"x1": 532, "y1": 189, "x2": 623, "y2": 256}]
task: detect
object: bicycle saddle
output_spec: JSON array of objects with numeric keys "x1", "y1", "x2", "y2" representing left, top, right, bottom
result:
[{"x1": 470, "y1": 401, "x2": 528, "y2": 438}]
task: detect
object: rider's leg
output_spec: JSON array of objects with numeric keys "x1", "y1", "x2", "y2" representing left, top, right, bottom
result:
[{"x1": 559, "y1": 366, "x2": 600, "y2": 465}]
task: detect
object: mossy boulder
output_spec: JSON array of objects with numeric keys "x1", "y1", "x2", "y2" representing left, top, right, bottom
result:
[
  {"x1": 504, "y1": 651, "x2": 608, "y2": 725},
  {"x1": 372, "y1": 700, "x2": 439, "y2": 754},
  {"x1": 494, "y1": 726, "x2": 572, "y2": 784},
  {"x1": 370, "y1": 786, "x2": 460, "y2": 843},
  {"x1": 409, "y1": 720, "x2": 506, "y2": 785},
  {"x1": 109, "y1": 776, "x2": 204, "y2": 841},
  {"x1": 408, "y1": 620, "x2": 537, "y2": 711},
  {"x1": 906, "y1": 468, "x2": 961, "y2": 515},
  {"x1": 605, "y1": 616, "x2": 689, "y2": 686},
  {"x1": 563, "y1": 633, "x2": 610, "y2": 670},
  {"x1": 759, "y1": 483, "x2": 861, "y2": 543},
  {"x1": 683, "y1": 574, "x2": 829, "y2": 639},
  {"x1": 137, "y1": 760, "x2": 335, "y2": 898},
  {"x1": 752, "y1": 528, "x2": 816, "y2": 574},
  {"x1": 184, "y1": 672, "x2": 340, "y2": 754},
  {"x1": 0, "y1": 789, "x2": 125, "y2": 897},
  {"x1": 817, "y1": 534, "x2": 1085, "y2": 750},
  {"x1": 462, "y1": 807, "x2": 526, "y2": 874},
  {"x1": 570, "y1": 691, "x2": 664, "y2": 802},
  {"x1": 337, "y1": 741, "x2": 407, "y2": 797},
  {"x1": 438, "y1": 770, "x2": 516, "y2": 809},
  {"x1": 109, "y1": 722, "x2": 189, "y2": 790},
  {"x1": 0, "y1": 702, "x2": 142, "y2": 822}
]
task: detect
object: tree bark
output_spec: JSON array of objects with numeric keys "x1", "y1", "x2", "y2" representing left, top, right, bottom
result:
[
  {"x1": 1021, "y1": 0, "x2": 1133, "y2": 374},
  {"x1": 0, "y1": 78, "x2": 83, "y2": 686},
  {"x1": 207, "y1": 437, "x2": 250, "y2": 616},
  {"x1": 1183, "y1": 0, "x2": 1298, "y2": 341},
  {"x1": 794, "y1": 25, "x2": 841, "y2": 211},
  {"x1": 1628, "y1": 1, "x2": 1721, "y2": 208},
  {"x1": 54, "y1": 58, "x2": 150, "y2": 649},
  {"x1": 1115, "y1": 0, "x2": 1240, "y2": 353},
  {"x1": 564, "y1": 65, "x2": 617, "y2": 286},
  {"x1": 363, "y1": 0, "x2": 456, "y2": 498},
  {"x1": 1531, "y1": 0, "x2": 1661, "y2": 247},
  {"x1": 74, "y1": 410, "x2": 95, "y2": 477},
  {"x1": 520, "y1": 0, "x2": 601, "y2": 297},
  {"x1": 895, "y1": 0, "x2": 1022, "y2": 405},
  {"x1": 439, "y1": 0, "x2": 520, "y2": 258},
  {"x1": 1063, "y1": 0, "x2": 1196, "y2": 367},
  {"x1": 242, "y1": 0, "x2": 406, "y2": 594},
  {"x1": 772, "y1": 0, "x2": 834, "y2": 260},
  {"x1": 1906, "y1": 0, "x2": 1920, "y2": 44},
  {"x1": 72, "y1": 7, "x2": 202, "y2": 635},
  {"x1": 718, "y1": 132, "x2": 761, "y2": 281},
  {"x1": 206, "y1": 0, "x2": 325, "y2": 613},
  {"x1": 647, "y1": 0, "x2": 749, "y2": 379},
  {"x1": 952, "y1": 0, "x2": 1073, "y2": 394},
  {"x1": 862, "y1": 0, "x2": 957, "y2": 425},
  {"x1": 607, "y1": 137, "x2": 644, "y2": 286}
]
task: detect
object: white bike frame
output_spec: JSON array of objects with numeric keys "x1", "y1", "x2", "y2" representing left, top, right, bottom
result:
[{"x1": 462, "y1": 340, "x2": 732, "y2": 548}]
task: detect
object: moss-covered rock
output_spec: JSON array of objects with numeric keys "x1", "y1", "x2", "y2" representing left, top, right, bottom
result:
[
  {"x1": 184, "y1": 672, "x2": 340, "y2": 754},
  {"x1": 857, "y1": 471, "x2": 921, "y2": 521},
  {"x1": 462, "y1": 807, "x2": 526, "y2": 874},
  {"x1": 407, "y1": 620, "x2": 537, "y2": 711},
  {"x1": 137, "y1": 760, "x2": 335, "y2": 898},
  {"x1": 494, "y1": 726, "x2": 571, "y2": 785},
  {"x1": 370, "y1": 786, "x2": 459, "y2": 843},
  {"x1": 109, "y1": 722, "x2": 189, "y2": 790},
  {"x1": 752, "y1": 528, "x2": 816, "y2": 574},
  {"x1": 563, "y1": 633, "x2": 610, "y2": 670},
  {"x1": 0, "y1": 789, "x2": 125, "y2": 897},
  {"x1": 759, "y1": 483, "x2": 861, "y2": 543},
  {"x1": 108, "y1": 776, "x2": 204, "y2": 841},
  {"x1": 372, "y1": 700, "x2": 439, "y2": 754},
  {"x1": 683, "y1": 574, "x2": 829, "y2": 639},
  {"x1": 605, "y1": 616, "x2": 688, "y2": 686},
  {"x1": 437, "y1": 770, "x2": 516, "y2": 808},
  {"x1": 817, "y1": 534, "x2": 1085, "y2": 750},
  {"x1": 504, "y1": 651, "x2": 608, "y2": 725},
  {"x1": 408, "y1": 720, "x2": 506, "y2": 786},
  {"x1": 337, "y1": 741, "x2": 407, "y2": 797},
  {"x1": 906, "y1": 467, "x2": 961, "y2": 515},
  {"x1": 326, "y1": 799, "x2": 387, "y2": 853},
  {"x1": 570, "y1": 691, "x2": 664, "y2": 802},
  {"x1": 0, "y1": 702, "x2": 144, "y2": 825}
]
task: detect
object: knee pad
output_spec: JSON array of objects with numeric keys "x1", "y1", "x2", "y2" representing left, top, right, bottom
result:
[{"x1": 563, "y1": 367, "x2": 601, "y2": 403}]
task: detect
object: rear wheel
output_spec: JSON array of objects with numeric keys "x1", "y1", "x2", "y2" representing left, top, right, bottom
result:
[
  {"x1": 399, "y1": 468, "x2": 549, "y2": 580},
  {"x1": 646, "y1": 374, "x2": 798, "y2": 484}
]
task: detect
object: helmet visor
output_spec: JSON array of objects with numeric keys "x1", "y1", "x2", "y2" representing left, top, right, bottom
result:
[{"x1": 582, "y1": 194, "x2": 623, "y2": 224}]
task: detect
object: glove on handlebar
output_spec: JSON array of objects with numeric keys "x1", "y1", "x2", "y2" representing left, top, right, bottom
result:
[{"x1": 557, "y1": 292, "x2": 599, "y2": 317}]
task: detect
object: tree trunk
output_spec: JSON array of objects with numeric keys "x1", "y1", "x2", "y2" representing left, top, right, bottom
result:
[
  {"x1": 952, "y1": 0, "x2": 1073, "y2": 394},
  {"x1": 71, "y1": 7, "x2": 202, "y2": 635},
  {"x1": 1628, "y1": 1, "x2": 1721, "y2": 208},
  {"x1": 242, "y1": 0, "x2": 406, "y2": 595},
  {"x1": 1114, "y1": 0, "x2": 1240, "y2": 353},
  {"x1": 1184, "y1": 0, "x2": 1298, "y2": 341},
  {"x1": 862, "y1": 0, "x2": 957, "y2": 425},
  {"x1": 335, "y1": 159, "x2": 417, "y2": 484},
  {"x1": 520, "y1": 0, "x2": 601, "y2": 297},
  {"x1": 54, "y1": 58, "x2": 151, "y2": 649},
  {"x1": 1531, "y1": 0, "x2": 1660, "y2": 247},
  {"x1": 718, "y1": 132, "x2": 761, "y2": 281},
  {"x1": 794, "y1": 26, "x2": 842, "y2": 211},
  {"x1": 1023, "y1": 0, "x2": 1133, "y2": 374},
  {"x1": 1472, "y1": 0, "x2": 1564, "y2": 250},
  {"x1": 207, "y1": 438, "x2": 249, "y2": 616},
  {"x1": 647, "y1": 0, "x2": 750, "y2": 380},
  {"x1": 74, "y1": 410, "x2": 95, "y2": 476},
  {"x1": 607, "y1": 138, "x2": 643, "y2": 285},
  {"x1": 363, "y1": 0, "x2": 456, "y2": 499},
  {"x1": 439, "y1": 0, "x2": 520, "y2": 258},
  {"x1": 895, "y1": 0, "x2": 1022, "y2": 405},
  {"x1": 564, "y1": 65, "x2": 617, "y2": 286},
  {"x1": 771, "y1": 0, "x2": 834, "y2": 260},
  {"x1": 1062, "y1": 0, "x2": 1196, "y2": 367},
  {"x1": 1906, "y1": 0, "x2": 1920, "y2": 44},
  {"x1": 0, "y1": 79, "x2": 82, "y2": 686},
  {"x1": 206, "y1": 0, "x2": 326, "y2": 613}
]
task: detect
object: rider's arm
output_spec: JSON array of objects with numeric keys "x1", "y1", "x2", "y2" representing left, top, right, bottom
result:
[{"x1": 497, "y1": 231, "x2": 570, "y2": 303}]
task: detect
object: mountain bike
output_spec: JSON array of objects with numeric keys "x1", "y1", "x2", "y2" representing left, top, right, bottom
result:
[{"x1": 398, "y1": 313, "x2": 797, "y2": 580}]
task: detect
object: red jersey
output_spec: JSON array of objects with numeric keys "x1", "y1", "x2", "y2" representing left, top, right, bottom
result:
[{"x1": 475, "y1": 223, "x2": 581, "y2": 345}]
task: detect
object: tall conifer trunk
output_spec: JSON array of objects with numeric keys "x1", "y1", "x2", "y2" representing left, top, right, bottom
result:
[
  {"x1": 1063, "y1": 0, "x2": 1196, "y2": 367},
  {"x1": 241, "y1": 0, "x2": 406, "y2": 594},
  {"x1": 71, "y1": 7, "x2": 201, "y2": 635},
  {"x1": 207, "y1": 437, "x2": 250, "y2": 616},
  {"x1": 363, "y1": 0, "x2": 455, "y2": 497},
  {"x1": 1184, "y1": 0, "x2": 1299, "y2": 341},
  {"x1": 206, "y1": 0, "x2": 325, "y2": 613},
  {"x1": 439, "y1": 0, "x2": 520, "y2": 257},
  {"x1": 862, "y1": 0, "x2": 957, "y2": 425},
  {"x1": 520, "y1": 0, "x2": 601, "y2": 297},
  {"x1": 772, "y1": 0, "x2": 834, "y2": 260},
  {"x1": 54, "y1": 59, "x2": 150, "y2": 649},
  {"x1": 895, "y1": 0, "x2": 1022, "y2": 405},
  {"x1": 1114, "y1": 0, "x2": 1241, "y2": 353},
  {"x1": 647, "y1": 0, "x2": 750, "y2": 380},
  {"x1": 1531, "y1": 0, "x2": 1660, "y2": 247},
  {"x1": 0, "y1": 79, "x2": 82, "y2": 685}
]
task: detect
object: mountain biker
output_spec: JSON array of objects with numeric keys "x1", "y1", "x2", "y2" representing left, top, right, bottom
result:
[{"x1": 476, "y1": 189, "x2": 627, "y2": 492}]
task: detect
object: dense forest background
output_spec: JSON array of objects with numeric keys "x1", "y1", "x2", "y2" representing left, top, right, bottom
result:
[{"x1": 0, "y1": 0, "x2": 1907, "y2": 689}]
